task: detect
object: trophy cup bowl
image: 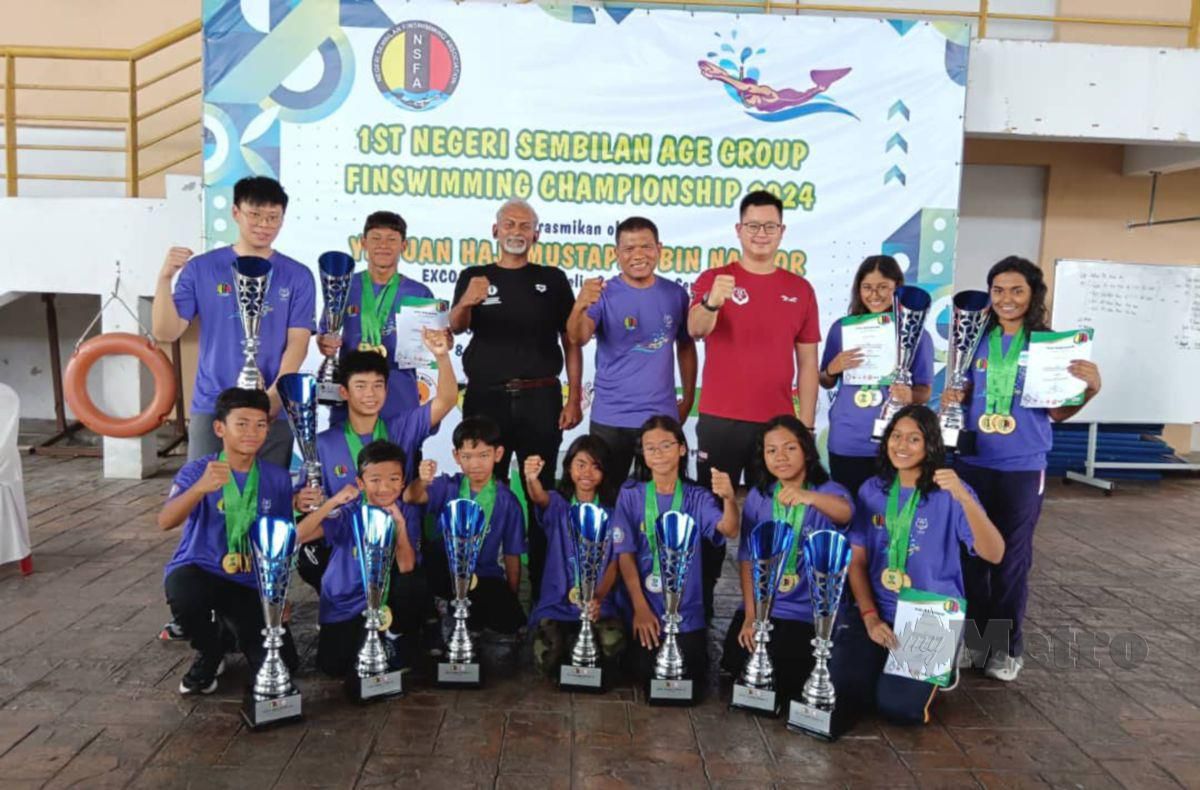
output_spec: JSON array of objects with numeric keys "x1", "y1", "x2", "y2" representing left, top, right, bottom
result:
[
  {"x1": 731, "y1": 520, "x2": 795, "y2": 716},
  {"x1": 348, "y1": 504, "x2": 404, "y2": 701},
  {"x1": 232, "y1": 256, "x2": 272, "y2": 390},
  {"x1": 939, "y1": 290, "x2": 991, "y2": 455},
  {"x1": 560, "y1": 502, "x2": 611, "y2": 692},
  {"x1": 649, "y1": 510, "x2": 698, "y2": 706},
  {"x1": 242, "y1": 515, "x2": 303, "y2": 729},
  {"x1": 787, "y1": 529, "x2": 852, "y2": 739},
  {"x1": 437, "y1": 498, "x2": 486, "y2": 687},
  {"x1": 277, "y1": 373, "x2": 322, "y2": 498},
  {"x1": 873, "y1": 285, "x2": 933, "y2": 440},
  {"x1": 317, "y1": 251, "x2": 356, "y2": 405}
]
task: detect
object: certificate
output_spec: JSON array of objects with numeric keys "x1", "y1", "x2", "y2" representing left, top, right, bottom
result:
[
  {"x1": 1020, "y1": 328, "x2": 1094, "y2": 409},
  {"x1": 839, "y1": 313, "x2": 897, "y2": 387},
  {"x1": 883, "y1": 589, "x2": 965, "y2": 687},
  {"x1": 393, "y1": 296, "x2": 450, "y2": 370}
]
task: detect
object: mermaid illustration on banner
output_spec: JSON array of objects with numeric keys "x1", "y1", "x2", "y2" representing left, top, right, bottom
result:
[{"x1": 698, "y1": 60, "x2": 854, "y2": 121}]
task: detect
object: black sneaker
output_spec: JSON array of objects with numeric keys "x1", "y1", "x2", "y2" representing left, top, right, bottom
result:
[
  {"x1": 158, "y1": 619, "x2": 187, "y2": 641},
  {"x1": 178, "y1": 653, "x2": 226, "y2": 695},
  {"x1": 383, "y1": 634, "x2": 411, "y2": 673}
]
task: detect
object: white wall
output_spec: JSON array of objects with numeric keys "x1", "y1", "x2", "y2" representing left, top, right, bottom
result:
[
  {"x1": 0, "y1": 293, "x2": 100, "y2": 421},
  {"x1": 956, "y1": 164, "x2": 1047, "y2": 289}
]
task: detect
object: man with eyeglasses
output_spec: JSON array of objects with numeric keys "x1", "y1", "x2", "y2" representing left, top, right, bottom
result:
[
  {"x1": 152, "y1": 175, "x2": 316, "y2": 468},
  {"x1": 449, "y1": 198, "x2": 583, "y2": 600},
  {"x1": 686, "y1": 189, "x2": 821, "y2": 622},
  {"x1": 566, "y1": 216, "x2": 697, "y2": 488}
]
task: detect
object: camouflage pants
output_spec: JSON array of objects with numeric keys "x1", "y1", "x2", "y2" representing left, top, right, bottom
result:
[{"x1": 532, "y1": 617, "x2": 626, "y2": 676}]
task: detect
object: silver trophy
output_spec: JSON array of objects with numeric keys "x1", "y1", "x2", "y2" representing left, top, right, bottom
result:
[
  {"x1": 649, "y1": 510, "x2": 698, "y2": 705},
  {"x1": 348, "y1": 504, "x2": 404, "y2": 701},
  {"x1": 243, "y1": 515, "x2": 302, "y2": 729},
  {"x1": 437, "y1": 498, "x2": 486, "y2": 687},
  {"x1": 277, "y1": 373, "x2": 322, "y2": 502},
  {"x1": 940, "y1": 290, "x2": 991, "y2": 454},
  {"x1": 233, "y1": 256, "x2": 272, "y2": 390},
  {"x1": 316, "y1": 252, "x2": 356, "y2": 405},
  {"x1": 788, "y1": 529, "x2": 852, "y2": 740},
  {"x1": 731, "y1": 520, "x2": 795, "y2": 716},
  {"x1": 873, "y1": 285, "x2": 932, "y2": 440},
  {"x1": 560, "y1": 502, "x2": 611, "y2": 692}
]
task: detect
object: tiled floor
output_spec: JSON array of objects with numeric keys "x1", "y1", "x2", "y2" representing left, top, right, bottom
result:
[{"x1": 2, "y1": 453, "x2": 1199, "y2": 788}]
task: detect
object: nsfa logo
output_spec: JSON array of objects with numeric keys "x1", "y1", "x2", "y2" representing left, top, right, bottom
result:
[
  {"x1": 372, "y1": 21, "x2": 462, "y2": 112},
  {"x1": 334, "y1": 464, "x2": 349, "y2": 477},
  {"x1": 216, "y1": 283, "x2": 232, "y2": 295}
]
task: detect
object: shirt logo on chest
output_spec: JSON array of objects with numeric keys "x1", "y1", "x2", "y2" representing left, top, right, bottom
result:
[
  {"x1": 872, "y1": 513, "x2": 885, "y2": 528},
  {"x1": 730, "y1": 287, "x2": 750, "y2": 306},
  {"x1": 535, "y1": 283, "x2": 547, "y2": 293},
  {"x1": 975, "y1": 358, "x2": 988, "y2": 371},
  {"x1": 347, "y1": 305, "x2": 360, "y2": 317},
  {"x1": 216, "y1": 282, "x2": 233, "y2": 296},
  {"x1": 624, "y1": 316, "x2": 638, "y2": 331},
  {"x1": 334, "y1": 464, "x2": 349, "y2": 477},
  {"x1": 278, "y1": 287, "x2": 291, "y2": 300},
  {"x1": 780, "y1": 295, "x2": 798, "y2": 304}
]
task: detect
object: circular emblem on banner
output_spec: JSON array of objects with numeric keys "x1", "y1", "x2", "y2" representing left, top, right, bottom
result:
[{"x1": 372, "y1": 21, "x2": 462, "y2": 112}]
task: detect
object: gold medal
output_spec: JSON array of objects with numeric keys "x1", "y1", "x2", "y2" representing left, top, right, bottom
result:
[
  {"x1": 854, "y1": 390, "x2": 874, "y2": 408},
  {"x1": 779, "y1": 573, "x2": 799, "y2": 594},
  {"x1": 903, "y1": 573, "x2": 913, "y2": 589},
  {"x1": 568, "y1": 586, "x2": 581, "y2": 606},
  {"x1": 378, "y1": 605, "x2": 393, "y2": 632},
  {"x1": 470, "y1": 573, "x2": 479, "y2": 591},
  {"x1": 881, "y1": 568, "x2": 904, "y2": 592},
  {"x1": 222, "y1": 553, "x2": 241, "y2": 574},
  {"x1": 995, "y1": 414, "x2": 1017, "y2": 435},
  {"x1": 978, "y1": 413, "x2": 995, "y2": 434}
]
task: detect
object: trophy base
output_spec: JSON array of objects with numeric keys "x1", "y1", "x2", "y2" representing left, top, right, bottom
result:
[
  {"x1": 648, "y1": 677, "x2": 694, "y2": 706},
  {"x1": 786, "y1": 699, "x2": 836, "y2": 741},
  {"x1": 437, "y1": 660, "x2": 481, "y2": 688},
  {"x1": 942, "y1": 428, "x2": 977, "y2": 456},
  {"x1": 347, "y1": 670, "x2": 404, "y2": 702},
  {"x1": 559, "y1": 664, "x2": 604, "y2": 693},
  {"x1": 317, "y1": 381, "x2": 344, "y2": 405},
  {"x1": 241, "y1": 688, "x2": 303, "y2": 730},
  {"x1": 730, "y1": 683, "x2": 779, "y2": 716}
]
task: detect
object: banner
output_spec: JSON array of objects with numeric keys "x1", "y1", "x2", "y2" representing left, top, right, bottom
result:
[{"x1": 202, "y1": 0, "x2": 969, "y2": 470}]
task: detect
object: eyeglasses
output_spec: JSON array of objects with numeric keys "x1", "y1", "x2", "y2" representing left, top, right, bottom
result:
[
  {"x1": 741, "y1": 222, "x2": 782, "y2": 236},
  {"x1": 860, "y1": 283, "x2": 895, "y2": 296},
  {"x1": 242, "y1": 209, "x2": 284, "y2": 228},
  {"x1": 644, "y1": 441, "x2": 679, "y2": 456}
]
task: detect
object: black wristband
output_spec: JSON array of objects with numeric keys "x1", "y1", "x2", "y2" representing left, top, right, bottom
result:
[{"x1": 701, "y1": 296, "x2": 719, "y2": 313}]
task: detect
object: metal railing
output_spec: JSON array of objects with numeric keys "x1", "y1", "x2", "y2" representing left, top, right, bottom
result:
[
  {"x1": 0, "y1": 19, "x2": 202, "y2": 197},
  {"x1": 1, "y1": 3, "x2": 1198, "y2": 197}
]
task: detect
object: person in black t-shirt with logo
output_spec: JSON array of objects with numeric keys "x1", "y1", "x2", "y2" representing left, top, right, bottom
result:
[{"x1": 450, "y1": 199, "x2": 582, "y2": 600}]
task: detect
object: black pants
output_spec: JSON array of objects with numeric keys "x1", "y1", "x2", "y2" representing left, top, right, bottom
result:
[
  {"x1": 628, "y1": 628, "x2": 710, "y2": 699},
  {"x1": 829, "y1": 613, "x2": 940, "y2": 731},
  {"x1": 589, "y1": 421, "x2": 641, "y2": 490},
  {"x1": 296, "y1": 540, "x2": 331, "y2": 594},
  {"x1": 720, "y1": 610, "x2": 818, "y2": 704},
  {"x1": 459, "y1": 576, "x2": 527, "y2": 634},
  {"x1": 828, "y1": 452, "x2": 879, "y2": 503},
  {"x1": 463, "y1": 382, "x2": 562, "y2": 602},
  {"x1": 165, "y1": 564, "x2": 297, "y2": 672},
  {"x1": 696, "y1": 413, "x2": 764, "y2": 623},
  {"x1": 315, "y1": 567, "x2": 431, "y2": 676}
]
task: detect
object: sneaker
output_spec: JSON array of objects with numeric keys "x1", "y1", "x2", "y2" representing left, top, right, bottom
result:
[
  {"x1": 158, "y1": 619, "x2": 187, "y2": 642},
  {"x1": 984, "y1": 652, "x2": 1023, "y2": 682},
  {"x1": 382, "y1": 633, "x2": 410, "y2": 673},
  {"x1": 178, "y1": 653, "x2": 226, "y2": 695}
]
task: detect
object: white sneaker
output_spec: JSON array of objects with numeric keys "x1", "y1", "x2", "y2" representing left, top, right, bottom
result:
[{"x1": 984, "y1": 652, "x2": 1023, "y2": 682}]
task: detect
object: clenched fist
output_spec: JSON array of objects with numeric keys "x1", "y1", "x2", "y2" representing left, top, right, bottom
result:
[
  {"x1": 461, "y1": 276, "x2": 491, "y2": 307},
  {"x1": 574, "y1": 277, "x2": 605, "y2": 311},
  {"x1": 197, "y1": 460, "x2": 230, "y2": 494},
  {"x1": 706, "y1": 274, "x2": 736, "y2": 309},
  {"x1": 418, "y1": 459, "x2": 437, "y2": 485},
  {"x1": 710, "y1": 468, "x2": 735, "y2": 501},
  {"x1": 160, "y1": 246, "x2": 193, "y2": 280}
]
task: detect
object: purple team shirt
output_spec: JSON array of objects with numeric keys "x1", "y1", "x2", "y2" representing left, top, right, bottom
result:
[
  {"x1": 528, "y1": 492, "x2": 621, "y2": 624},
  {"x1": 586, "y1": 276, "x2": 690, "y2": 428},
  {"x1": 736, "y1": 480, "x2": 853, "y2": 623},
  {"x1": 610, "y1": 480, "x2": 725, "y2": 634},
  {"x1": 851, "y1": 476, "x2": 978, "y2": 624},
  {"x1": 426, "y1": 473, "x2": 527, "y2": 579},
  {"x1": 322, "y1": 273, "x2": 434, "y2": 424},
  {"x1": 958, "y1": 331, "x2": 1053, "y2": 472},
  {"x1": 313, "y1": 404, "x2": 432, "y2": 498},
  {"x1": 162, "y1": 455, "x2": 295, "y2": 588},
  {"x1": 821, "y1": 319, "x2": 935, "y2": 458},
  {"x1": 173, "y1": 246, "x2": 316, "y2": 415}
]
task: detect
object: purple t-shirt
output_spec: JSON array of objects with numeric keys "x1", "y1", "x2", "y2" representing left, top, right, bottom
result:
[
  {"x1": 528, "y1": 492, "x2": 621, "y2": 624},
  {"x1": 314, "y1": 404, "x2": 432, "y2": 497},
  {"x1": 173, "y1": 246, "x2": 316, "y2": 415},
  {"x1": 586, "y1": 276, "x2": 690, "y2": 429},
  {"x1": 427, "y1": 473, "x2": 527, "y2": 579},
  {"x1": 958, "y1": 331, "x2": 1053, "y2": 472},
  {"x1": 821, "y1": 319, "x2": 935, "y2": 458},
  {"x1": 323, "y1": 272, "x2": 434, "y2": 425},
  {"x1": 736, "y1": 480, "x2": 853, "y2": 623},
  {"x1": 162, "y1": 454, "x2": 295, "y2": 589},
  {"x1": 851, "y1": 476, "x2": 978, "y2": 624},
  {"x1": 317, "y1": 501, "x2": 424, "y2": 624},
  {"x1": 610, "y1": 480, "x2": 725, "y2": 634}
]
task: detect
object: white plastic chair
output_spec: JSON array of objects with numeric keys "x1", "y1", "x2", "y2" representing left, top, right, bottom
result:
[{"x1": 0, "y1": 384, "x2": 32, "y2": 574}]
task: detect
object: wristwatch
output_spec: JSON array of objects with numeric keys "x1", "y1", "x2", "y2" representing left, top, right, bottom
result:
[{"x1": 700, "y1": 295, "x2": 719, "y2": 312}]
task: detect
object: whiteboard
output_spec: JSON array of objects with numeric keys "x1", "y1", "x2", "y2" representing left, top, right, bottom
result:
[{"x1": 1052, "y1": 259, "x2": 1200, "y2": 424}]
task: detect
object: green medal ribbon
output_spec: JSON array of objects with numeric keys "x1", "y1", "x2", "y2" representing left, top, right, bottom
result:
[
  {"x1": 342, "y1": 418, "x2": 388, "y2": 468},
  {"x1": 984, "y1": 326, "x2": 1026, "y2": 418},
  {"x1": 771, "y1": 483, "x2": 809, "y2": 575},
  {"x1": 884, "y1": 478, "x2": 921, "y2": 576},
  {"x1": 218, "y1": 451, "x2": 259, "y2": 561},
  {"x1": 643, "y1": 480, "x2": 684, "y2": 581},
  {"x1": 459, "y1": 476, "x2": 497, "y2": 543},
  {"x1": 359, "y1": 271, "x2": 400, "y2": 348}
]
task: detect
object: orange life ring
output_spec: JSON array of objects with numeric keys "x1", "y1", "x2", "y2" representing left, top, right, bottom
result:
[{"x1": 64, "y1": 332, "x2": 177, "y2": 438}]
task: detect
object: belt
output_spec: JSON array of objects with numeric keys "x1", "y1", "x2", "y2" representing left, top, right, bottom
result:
[{"x1": 488, "y1": 377, "x2": 560, "y2": 393}]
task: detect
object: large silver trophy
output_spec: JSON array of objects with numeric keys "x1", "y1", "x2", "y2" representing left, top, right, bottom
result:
[
  {"x1": 731, "y1": 520, "x2": 795, "y2": 716},
  {"x1": 233, "y1": 256, "x2": 272, "y2": 390},
  {"x1": 940, "y1": 290, "x2": 991, "y2": 454},
  {"x1": 649, "y1": 510, "x2": 698, "y2": 705},
  {"x1": 243, "y1": 515, "x2": 302, "y2": 729},
  {"x1": 316, "y1": 252, "x2": 356, "y2": 405},
  {"x1": 788, "y1": 529, "x2": 852, "y2": 740},
  {"x1": 348, "y1": 504, "x2": 404, "y2": 701},
  {"x1": 560, "y1": 502, "x2": 611, "y2": 692},
  {"x1": 872, "y1": 285, "x2": 932, "y2": 440},
  {"x1": 277, "y1": 373, "x2": 322, "y2": 503},
  {"x1": 437, "y1": 498, "x2": 486, "y2": 687}
]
